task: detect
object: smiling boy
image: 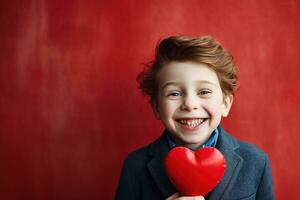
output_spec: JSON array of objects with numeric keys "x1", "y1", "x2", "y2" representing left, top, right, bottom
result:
[
  {"x1": 115, "y1": 36, "x2": 274, "y2": 200},
  {"x1": 154, "y1": 61, "x2": 232, "y2": 151}
]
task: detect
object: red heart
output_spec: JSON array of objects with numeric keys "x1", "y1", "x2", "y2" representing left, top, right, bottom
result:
[{"x1": 165, "y1": 147, "x2": 226, "y2": 196}]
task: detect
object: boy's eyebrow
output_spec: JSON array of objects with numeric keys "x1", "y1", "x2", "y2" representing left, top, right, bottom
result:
[
  {"x1": 161, "y1": 82, "x2": 180, "y2": 90},
  {"x1": 161, "y1": 80, "x2": 218, "y2": 90},
  {"x1": 195, "y1": 80, "x2": 218, "y2": 87}
]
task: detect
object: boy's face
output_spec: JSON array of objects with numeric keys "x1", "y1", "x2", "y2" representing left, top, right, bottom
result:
[{"x1": 153, "y1": 61, "x2": 233, "y2": 149}]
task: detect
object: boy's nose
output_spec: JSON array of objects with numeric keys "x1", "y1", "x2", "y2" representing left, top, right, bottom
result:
[{"x1": 180, "y1": 95, "x2": 199, "y2": 111}]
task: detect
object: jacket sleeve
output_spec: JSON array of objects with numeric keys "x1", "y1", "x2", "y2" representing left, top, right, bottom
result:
[
  {"x1": 256, "y1": 155, "x2": 275, "y2": 200},
  {"x1": 115, "y1": 158, "x2": 140, "y2": 200}
]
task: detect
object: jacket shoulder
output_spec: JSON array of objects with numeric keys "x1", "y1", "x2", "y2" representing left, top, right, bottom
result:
[
  {"x1": 115, "y1": 142, "x2": 154, "y2": 200},
  {"x1": 219, "y1": 127, "x2": 268, "y2": 164},
  {"x1": 233, "y1": 139, "x2": 271, "y2": 192},
  {"x1": 236, "y1": 140, "x2": 269, "y2": 164},
  {"x1": 123, "y1": 144, "x2": 150, "y2": 168},
  {"x1": 122, "y1": 134, "x2": 166, "y2": 169}
]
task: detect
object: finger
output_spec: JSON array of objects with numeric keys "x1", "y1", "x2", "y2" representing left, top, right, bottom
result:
[
  {"x1": 176, "y1": 195, "x2": 205, "y2": 200},
  {"x1": 190, "y1": 196, "x2": 205, "y2": 200},
  {"x1": 166, "y1": 192, "x2": 180, "y2": 200}
]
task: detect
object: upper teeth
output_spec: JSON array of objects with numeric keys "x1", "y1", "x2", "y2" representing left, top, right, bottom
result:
[{"x1": 179, "y1": 119, "x2": 204, "y2": 127}]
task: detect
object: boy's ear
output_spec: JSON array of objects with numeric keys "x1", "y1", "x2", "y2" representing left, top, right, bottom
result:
[
  {"x1": 222, "y1": 94, "x2": 233, "y2": 117},
  {"x1": 151, "y1": 102, "x2": 161, "y2": 120}
]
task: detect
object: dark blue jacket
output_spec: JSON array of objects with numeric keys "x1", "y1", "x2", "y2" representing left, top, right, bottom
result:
[{"x1": 115, "y1": 127, "x2": 275, "y2": 200}]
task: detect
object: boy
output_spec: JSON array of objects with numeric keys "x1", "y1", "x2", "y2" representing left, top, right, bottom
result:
[{"x1": 115, "y1": 36, "x2": 274, "y2": 200}]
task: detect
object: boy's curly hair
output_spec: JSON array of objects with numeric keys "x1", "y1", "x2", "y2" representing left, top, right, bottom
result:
[{"x1": 137, "y1": 35, "x2": 238, "y2": 104}]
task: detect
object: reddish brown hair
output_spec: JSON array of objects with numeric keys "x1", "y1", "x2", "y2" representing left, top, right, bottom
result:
[{"x1": 137, "y1": 35, "x2": 238, "y2": 104}]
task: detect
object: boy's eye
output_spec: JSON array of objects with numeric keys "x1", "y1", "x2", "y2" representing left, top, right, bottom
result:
[
  {"x1": 198, "y1": 90, "x2": 212, "y2": 96},
  {"x1": 167, "y1": 91, "x2": 182, "y2": 97}
]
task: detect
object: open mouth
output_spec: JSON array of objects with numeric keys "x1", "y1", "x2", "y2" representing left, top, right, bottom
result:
[{"x1": 176, "y1": 118, "x2": 207, "y2": 128}]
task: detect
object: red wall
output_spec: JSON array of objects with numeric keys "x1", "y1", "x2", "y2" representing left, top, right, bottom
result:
[{"x1": 0, "y1": 1, "x2": 299, "y2": 199}]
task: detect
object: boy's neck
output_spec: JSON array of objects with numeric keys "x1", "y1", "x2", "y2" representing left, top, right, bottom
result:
[{"x1": 166, "y1": 127, "x2": 220, "y2": 150}]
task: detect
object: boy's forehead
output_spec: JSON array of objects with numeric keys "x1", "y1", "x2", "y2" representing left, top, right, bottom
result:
[{"x1": 157, "y1": 61, "x2": 220, "y2": 87}]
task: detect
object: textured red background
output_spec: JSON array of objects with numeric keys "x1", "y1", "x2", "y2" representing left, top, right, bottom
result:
[{"x1": 0, "y1": 1, "x2": 299, "y2": 199}]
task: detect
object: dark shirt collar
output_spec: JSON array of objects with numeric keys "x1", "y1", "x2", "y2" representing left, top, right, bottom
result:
[{"x1": 166, "y1": 126, "x2": 219, "y2": 150}]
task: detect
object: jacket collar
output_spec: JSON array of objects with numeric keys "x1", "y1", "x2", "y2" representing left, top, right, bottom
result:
[{"x1": 147, "y1": 126, "x2": 243, "y2": 199}]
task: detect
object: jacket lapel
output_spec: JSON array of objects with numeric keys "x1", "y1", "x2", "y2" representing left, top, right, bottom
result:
[
  {"x1": 206, "y1": 127, "x2": 243, "y2": 200},
  {"x1": 147, "y1": 132, "x2": 177, "y2": 198}
]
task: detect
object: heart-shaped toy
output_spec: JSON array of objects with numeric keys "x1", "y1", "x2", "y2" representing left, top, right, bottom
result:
[{"x1": 165, "y1": 146, "x2": 226, "y2": 196}]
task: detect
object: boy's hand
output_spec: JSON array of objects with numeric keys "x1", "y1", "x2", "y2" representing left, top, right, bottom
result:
[{"x1": 166, "y1": 192, "x2": 205, "y2": 200}]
